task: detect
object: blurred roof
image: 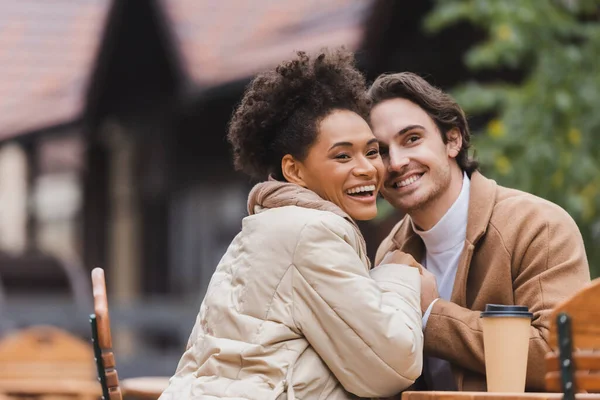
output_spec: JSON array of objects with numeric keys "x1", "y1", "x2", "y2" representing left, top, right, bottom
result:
[
  {"x1": 0, "y1": 0, "x2": 373, "y2": 141},
  {"x1": 160, "y1": 0, "x2": 372, "y2": 87},
  {"x1": 0, "y1": 0, "x2": 110, "y2": 141}
]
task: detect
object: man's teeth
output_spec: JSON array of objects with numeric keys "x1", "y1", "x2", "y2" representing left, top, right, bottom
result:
[
  {"x1": 346, "y1": 185, "x2": 376, "y2": 195},
  {"x1": 396, "y1": 175, "x2": 420, "y2": 188}
]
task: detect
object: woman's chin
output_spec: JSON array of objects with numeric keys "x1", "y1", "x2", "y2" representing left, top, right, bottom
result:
[{"x1": 346, "y1": 206, "x2": 378, "y2": 221}]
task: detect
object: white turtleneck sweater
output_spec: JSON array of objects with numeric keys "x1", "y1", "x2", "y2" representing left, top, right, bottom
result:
[
  {"x1": 411, "y1": 172, "x2": 470, "y2": 391},
  {"x1": 416, "y1": 172, "x2": 470, "y2": 327}
]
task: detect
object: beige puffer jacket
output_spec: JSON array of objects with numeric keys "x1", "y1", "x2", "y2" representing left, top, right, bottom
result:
[{"x1": 159, "y1": 181, "x2": 422, "y2": 400}]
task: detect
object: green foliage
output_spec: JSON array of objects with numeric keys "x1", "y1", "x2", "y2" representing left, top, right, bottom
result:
[{"x1": 426, "y1": 0, "x2": 600, "y2": 276}]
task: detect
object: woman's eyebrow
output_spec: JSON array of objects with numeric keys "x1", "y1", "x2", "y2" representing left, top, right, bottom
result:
[{"x1": 328, "y1": 141, "x2": 353, "y2": 151}]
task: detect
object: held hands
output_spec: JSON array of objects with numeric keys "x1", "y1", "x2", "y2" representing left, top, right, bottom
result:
[
  {"x1": 380, "y1": 250, "x2": 440, "y2": 314},
  {"x1": 379, "y1": 250, "x2": 422, "y2": 270},
  {"x1": 420, "y1": 267, "x2": 439, "y2": 314}
]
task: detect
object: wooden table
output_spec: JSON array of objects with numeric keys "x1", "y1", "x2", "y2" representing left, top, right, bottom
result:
[
  {"x1": 0, "y1": 378, "x2": 100, "y2": 399},
  {"x1": 0, "y1": 377, "x2": 170, "y2": 399},
  {"x1": 402, "y1": 392, "x2": 600, "y2": 400},
  {"x1": 122, "y1": 376, "x2": 170, "y2": 399}
]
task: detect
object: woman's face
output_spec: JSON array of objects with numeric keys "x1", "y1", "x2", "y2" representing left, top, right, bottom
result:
[{"x1": 295, "y1": 109, "x2": 385, "y2": 220}]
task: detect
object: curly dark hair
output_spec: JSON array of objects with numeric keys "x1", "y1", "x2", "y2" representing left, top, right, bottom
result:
[
  {"x1": 227, "y1": 48, "x2": 371, "y2": 180},
  {"x1": 368, "y1": 72, "x2": 479, "y2": 175}
]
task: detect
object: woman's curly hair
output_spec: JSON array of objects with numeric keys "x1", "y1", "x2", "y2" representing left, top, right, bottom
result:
[{"x1": 227, "y1": 48, "x2": 371, "y2": 180}]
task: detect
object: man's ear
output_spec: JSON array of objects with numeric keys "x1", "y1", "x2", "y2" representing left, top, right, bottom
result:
[
  {"x1": 446, "y1": 128, "x2": 462, "y2": 159},
  {"x1": 281, "y1": 154, "x2": 307, "y2": 186}
]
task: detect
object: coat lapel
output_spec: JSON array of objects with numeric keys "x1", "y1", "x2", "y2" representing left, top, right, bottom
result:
[
  {"x1": 450, "y1": 172, "x2": 497, "y2": 306},
  {"x1": 391, "y1": 219, "x2": 426, "y2": 263},
  {"x1": 389, "y1": 172, "x2": 498, "y2": 307}
]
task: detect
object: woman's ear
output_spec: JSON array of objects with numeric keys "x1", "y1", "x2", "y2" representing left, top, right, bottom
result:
[
  {"x1": 281, "y1": 154, "x2": 307, "y2": 186},
  {"x1": 446, "y1": 128, "x2": 463, "y2": 159}
]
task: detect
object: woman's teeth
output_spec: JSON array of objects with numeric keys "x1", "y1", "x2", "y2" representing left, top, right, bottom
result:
[
  {"x1": 346, "y1": 185, "x2": 376, "y2": 195},
  {"x1": 395, "y1": 174, "x2": 421, "y2": 188}
]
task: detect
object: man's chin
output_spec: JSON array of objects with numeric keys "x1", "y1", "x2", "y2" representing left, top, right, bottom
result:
[{"x1": 385, "y1": 195, "x2": 427, "y2": 215}]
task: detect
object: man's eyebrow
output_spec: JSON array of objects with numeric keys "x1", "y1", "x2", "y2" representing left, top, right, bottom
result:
[{"x1": 397, "y1": 124, "x2": 425, "y2": 136}]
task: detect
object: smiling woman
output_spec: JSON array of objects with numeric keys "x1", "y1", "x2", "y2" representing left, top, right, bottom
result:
[
  {"x1": 281, "y1": 109, "x2": 384, "y2": 220},
  {"x1": 226, "y1": 49, "x2": 384, "y2": 218},
  {"x1": 160, "y1": 49, "x2": 423, "y2": 400}
]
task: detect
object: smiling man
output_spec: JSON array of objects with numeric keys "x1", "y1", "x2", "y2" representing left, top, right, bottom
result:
[{"x1": 368, "y1": 72, "x2": 591, "y2": 392}]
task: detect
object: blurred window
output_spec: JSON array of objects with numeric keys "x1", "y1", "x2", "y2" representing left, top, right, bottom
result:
[
  {"x1": 0, "y1": 144, "x2": 28, "y2": 255},
  {"x1": 32, "y1": 134, "x2": 84, "y2": 261},
  {"x1": 169, "y1": 183, "x2": 248, "y2": 298}
]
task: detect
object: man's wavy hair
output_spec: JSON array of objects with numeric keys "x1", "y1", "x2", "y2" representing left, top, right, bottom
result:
[{"x1": 368, "y1": 72, "x2": 479, "y2": 174}]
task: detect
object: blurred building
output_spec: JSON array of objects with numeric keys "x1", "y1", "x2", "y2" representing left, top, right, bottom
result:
[{"x1": 0, "y1": 0, "x2": 480, "y2": 376}]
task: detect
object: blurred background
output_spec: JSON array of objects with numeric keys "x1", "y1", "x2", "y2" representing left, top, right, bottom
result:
[{"x1": 0, "y1": 0, "x2": 598, "y2": 382}]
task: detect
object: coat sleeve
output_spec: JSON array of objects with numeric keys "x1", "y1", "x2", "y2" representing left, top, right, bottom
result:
[
  {"x1": 291, "y1": 215, "x2": 423, "y2": 398},
  {"x1": 423, "y1": 204, "x2": 591, "y2": 391}
]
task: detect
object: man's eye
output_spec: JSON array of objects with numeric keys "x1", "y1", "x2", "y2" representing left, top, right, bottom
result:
[{"x1": 407, "y1": 135, "x2": 420, "y2": 144}]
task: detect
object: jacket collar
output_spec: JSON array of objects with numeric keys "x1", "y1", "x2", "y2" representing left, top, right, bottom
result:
[
  {"x1": 248, "y1": 179, "x2": 370, "y2": 266},
  {"x1": 465, "y1": 171, "x2": 497, "y2": 245},
  {"x1": 389, "y1": 171, "x2": 498, "y2": 305},
  {"x1": 392, "y1": 170, "x2": 497, "y2": 248},
  {"x1": 247, "y1": 178, "x2": 356, "y2": 226},
  {"x1": 391, "y1": 219, "x2": 425, "y2": 264},
  {"x1": 247, "y1": 178, "x2": 366, "y2": 253}
]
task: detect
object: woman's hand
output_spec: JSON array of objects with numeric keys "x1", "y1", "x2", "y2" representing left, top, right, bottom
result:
[
  {"x1": 379, "y1": 250, "x2": 422, "y2": 271},
  {"x1": 378, "y1": 250, "x2": 440, "y2": 313}
]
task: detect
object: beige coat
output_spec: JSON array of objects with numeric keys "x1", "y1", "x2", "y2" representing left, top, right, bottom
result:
[
  {"x1": 160, "y1": 181, "x2": 423, "y2": 400},
  {"x1": 376, "y1": 172, "x2": 591, "y2": 392}
]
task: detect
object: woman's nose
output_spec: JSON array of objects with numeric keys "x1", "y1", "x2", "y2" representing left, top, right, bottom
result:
[{"x1": 353, "y1": 156, "x2": 377, "y2": 177}]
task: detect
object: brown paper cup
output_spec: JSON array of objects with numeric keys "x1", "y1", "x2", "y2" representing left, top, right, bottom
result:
[{"x1": 480, "y1": 304, "x2": 533, "y2": 392}]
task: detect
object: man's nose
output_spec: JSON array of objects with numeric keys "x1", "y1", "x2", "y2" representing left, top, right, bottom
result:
[{"x1": 388, "y1": 147, "x2": 410, "y2": 172}]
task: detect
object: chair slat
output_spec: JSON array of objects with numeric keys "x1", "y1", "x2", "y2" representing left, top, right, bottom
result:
[
  {"x1": 90, "y1": 267, "x2": 170, "y2": 399},
  {"x1": 91, "y1": 267, "x2": 123, "y2": 400},
  {"x1": 544, "y1": 278, "x2": 600, "y2": 394},
  {"x1": 108, "y1": 387, "x2": 123, "y2": 400},
  {"x1": 546, "y1": 352, "x2": 600, "y2": 372},
  {"x1": 101, "y1": 352, "x2": 116, "y2": 369},
  {"x1": 545, "y1": 371, "x2": 600, "y2": 392},
  {"x1": 105, "y1": 369, "x2": 119, "y2": 388},
  {"x1": 548, "y1": 280, "x2": 600, "y2": 349},
  {"x1": 92, "y1": 268, "x2": 113, "y2": 350}
]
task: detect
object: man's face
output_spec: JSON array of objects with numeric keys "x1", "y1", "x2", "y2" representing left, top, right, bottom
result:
[{"x1": 370, "y1": 98, "x2": 461, "y2": 216}]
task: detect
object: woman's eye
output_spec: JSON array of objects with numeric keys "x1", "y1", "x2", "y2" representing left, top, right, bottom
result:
[
  {"x1": 366, "y1": 148, "x2": 379, "y2": 157},
  {"x1": 335, "y1": 153, "x2": 350, "y2": 160}
]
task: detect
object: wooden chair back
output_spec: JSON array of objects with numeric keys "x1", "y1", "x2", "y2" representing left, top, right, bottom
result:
[
  {"x1": 545, "y1": 278, "x2": 600, "y2": 395},
  {"x1": 0, "y1": 325, "x2": 98, "y2": 397},
  {"x1": 91, "y1": 267, "x2": 123, "y2": 400}
]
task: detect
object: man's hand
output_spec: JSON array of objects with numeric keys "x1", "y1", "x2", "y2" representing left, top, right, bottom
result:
[
  {"x1": 379, "y1": 250, "x2": 422, "y2": 270},
  {"x1": 420, "y1": 267, "x2": 439, "y2": 314}
]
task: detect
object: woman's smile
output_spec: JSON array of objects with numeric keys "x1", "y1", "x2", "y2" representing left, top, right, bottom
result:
[{"x1": 345, "y1": 183, "x2": 378, "y2": 204}]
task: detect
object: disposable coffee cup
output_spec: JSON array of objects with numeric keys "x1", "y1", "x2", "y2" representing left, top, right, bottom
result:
[{"x1": 480, "y1": 304, "x2": 533, "y2": 392}]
